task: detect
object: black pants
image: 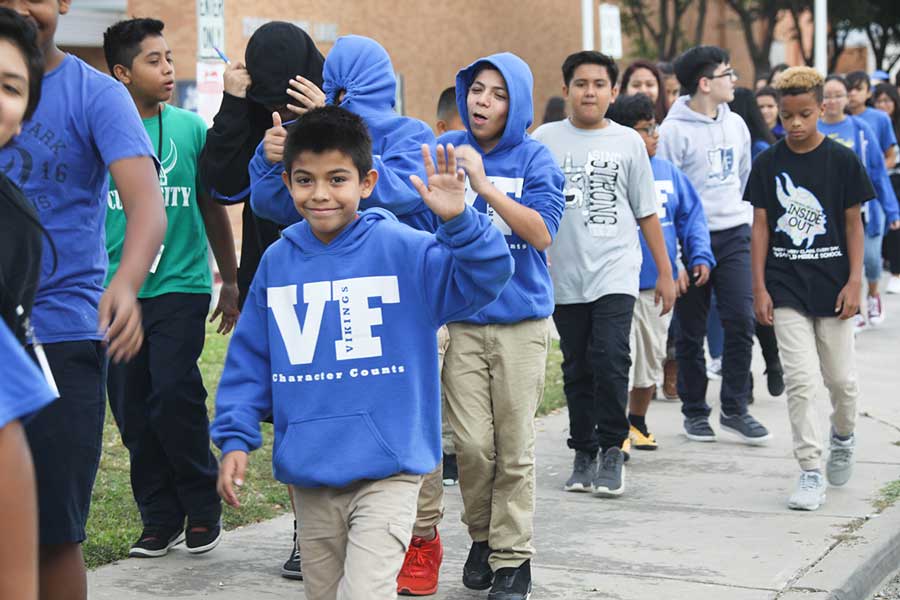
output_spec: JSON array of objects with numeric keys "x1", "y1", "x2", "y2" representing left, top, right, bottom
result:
[
  {"x1": 553, "y1": 294, "x2": 635, "y2": 454},
  {"x1": 675, "y1": 225, "x2": 754, "y2": 418},
  {"x1": 107, "y1": 293, "x2": 220, "y2": 531}
]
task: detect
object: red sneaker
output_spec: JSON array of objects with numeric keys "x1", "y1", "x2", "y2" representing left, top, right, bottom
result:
[{"x1": 397, "y1": 528, "x2": 443, "y2": 596}]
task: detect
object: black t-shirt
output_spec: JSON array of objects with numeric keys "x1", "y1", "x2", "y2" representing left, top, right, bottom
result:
[
  {"x1": 743, "y1": 137, "x2": 875, "y2": 317},
  {"x1": 0, "y1": 172, "x2": 42, "y2": 343}
]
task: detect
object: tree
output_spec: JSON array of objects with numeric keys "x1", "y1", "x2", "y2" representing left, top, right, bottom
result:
[
  {"x1": 723, "y1": 0, "x2": 789, "y2": 81},
  {"x1": 620, "y1": 0, "x2": 708, "y2": 61},
  {"x1": 826, "y1": 1, "x2": 900, "y2": 73}
]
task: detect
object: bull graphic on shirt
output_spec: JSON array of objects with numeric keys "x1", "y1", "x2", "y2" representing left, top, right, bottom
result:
[
  {"x1": 158, "y1": 139, "x2": 178, "y2": 187},
  {"x1": 775, "y1": 172, "x2": 827, "y2": 249}
]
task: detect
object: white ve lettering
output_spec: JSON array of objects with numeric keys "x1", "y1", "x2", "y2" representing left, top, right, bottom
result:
[{"x1": 267, "y1": 276, "x2": 400, "y2": 365}]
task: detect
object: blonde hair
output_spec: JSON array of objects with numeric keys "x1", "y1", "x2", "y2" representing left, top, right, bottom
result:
[{"x1": 774, "y1": 67, "x2": 824, "y2": 101}]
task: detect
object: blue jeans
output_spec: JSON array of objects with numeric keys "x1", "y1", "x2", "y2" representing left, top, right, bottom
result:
[{"x1": 865, "y1": 232, "x2": 884, "y2": 283}]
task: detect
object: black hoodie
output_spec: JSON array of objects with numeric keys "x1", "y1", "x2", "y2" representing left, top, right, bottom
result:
[{"x1": 198, "y1": 21, "x2": 325, "y2": 306}]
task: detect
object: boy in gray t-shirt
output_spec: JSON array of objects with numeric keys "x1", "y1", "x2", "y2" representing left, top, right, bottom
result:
[{"x1": 533, "y1": 51, "x2": 675, "y2": 498}]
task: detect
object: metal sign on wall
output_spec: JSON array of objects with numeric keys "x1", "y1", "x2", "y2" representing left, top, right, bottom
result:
[{"x1": 197, "y1": 0, "x2": 225, "y2": 60}]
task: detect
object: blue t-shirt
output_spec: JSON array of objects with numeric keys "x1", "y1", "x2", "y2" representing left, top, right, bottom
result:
[
  {"x1": 857, "y1": 107, "x2": 898, "y2": 154},
  {"x1": 0, "y1": 322, "x2": 56, "y2": 429},
  {"x1": 0, "y1": 55, "x2": 155, "y2": 343}
]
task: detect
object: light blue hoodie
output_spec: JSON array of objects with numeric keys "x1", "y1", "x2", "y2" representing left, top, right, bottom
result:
[
  {"x1": 438, "y1": 53, "x2": 565, "y2": 324},
  {"x1": 210, "y1": 206, "x2": 513, "y2": 487},
  {"x1": 658, "y1": 95, "x2": 752, "y2": 232},
  {"x1": 249, "y1": 35, "x2": 439, "y2": 233}
]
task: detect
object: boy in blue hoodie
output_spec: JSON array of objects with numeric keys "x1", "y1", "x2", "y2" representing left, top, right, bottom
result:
[
  {"x1": 438, "y1": 53, "x2": 565, "y2": 600},
  {"x1": 249, "y1": 35, "x2": 437, "y2": 234},
  {"x1": 608, "y1": 94, "x2": 715, "y2": 451},
  {"x1": 658, "y1": 45, "x2": 771, "y2": 446},
  {"x1": 211, "y1": 106, "x2": 512, "y2": 600}
]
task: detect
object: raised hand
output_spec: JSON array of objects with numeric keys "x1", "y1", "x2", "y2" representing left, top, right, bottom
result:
[
  {"x1": 286, "y1": 76, "x2": 327, "y2": 116},
  {"x1": 410, "y1": 144, "x2": 466, "y2": 222},
  {"x1": 264, "y1": 111, "x2": 287, "y2": 164},
  {"x1": 223, "y1": 61, "x2": 252, "y2": 98}
]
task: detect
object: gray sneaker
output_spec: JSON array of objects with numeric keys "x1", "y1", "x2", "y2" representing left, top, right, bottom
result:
[
  {"x1": 826, "y1": 433, "x2": 856, "y2": 487},
  {"x1": 788, "y1": 470, "x2": 826, "y2": 511},
  {"x1": 564, "y1": 450, "x2": 596, "y2": 492},
  {"x1": 684, "y1": 416, "x2": 716, "y2": 442},
  {"x1": 592, "y1": 447, "x2": 625, "y2": 497},
  {"x1": 719, "y1": 412, "x2": 771, "y2": 446}
]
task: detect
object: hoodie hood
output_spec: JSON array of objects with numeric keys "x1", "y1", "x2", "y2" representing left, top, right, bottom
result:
[
  {"x1": 245, "y1": 22, "x2": 325, "y2": 107},
  {"x1": 280, "y1": 208, "x2": 397, "y2": 255},
  {"x1": 455, "y1": 52, "x2": 534, "y2": 155},
  {"x1": 665, "y1": 95, "x2": 734, "y2": 125},
  {"x1": 324, "y1": 35, "x2": 396, "y2": 115}
]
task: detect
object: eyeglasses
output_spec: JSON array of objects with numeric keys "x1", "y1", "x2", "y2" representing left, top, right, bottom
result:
[
  {"x1": 634, "y1": 124, "x2": 659, "y2": 136},
  {"x1": 708, "y1": 69, "x2": 738, "y2": 82}
]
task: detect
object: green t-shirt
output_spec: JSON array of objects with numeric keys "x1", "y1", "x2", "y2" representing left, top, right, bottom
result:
[{"x1": 105, "y1": 104, "x2": 212, "y2": 297}]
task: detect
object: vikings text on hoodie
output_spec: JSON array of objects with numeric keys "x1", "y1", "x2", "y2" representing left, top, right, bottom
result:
[
  {"x1": 658, "y1": 95, "x2": 752, "y2": 232},
  {"x1": 639, "y1": 157, "x2": 715, "y2": 290},
  {"x1": 210, "y1": 206, "x2": 513, "y2": 488},
  {"x1": 438, "y1": 53, "x2": 565, "y2": 324},
  {"x1": 249, "y1": 35, "x2": 439, "y2": 233}
]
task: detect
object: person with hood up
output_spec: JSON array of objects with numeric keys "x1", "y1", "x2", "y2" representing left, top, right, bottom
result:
[
  {"x1": 438, "y1": 53, "x2": 565, "y2": 600},
  {"x1": 249, "y1": 34, "x2": 438, "y2": 234},
  {"x1": 657, "y1": 46, "x2": 772, "y2": 446},
  {"x1": 198, "y1": 21, "x2": 325, "y2": 308}
]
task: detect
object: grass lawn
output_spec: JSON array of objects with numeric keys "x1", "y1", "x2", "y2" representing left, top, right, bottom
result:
[{"x1": 84, "y1": 323, "x2": 565, "y2": 569}]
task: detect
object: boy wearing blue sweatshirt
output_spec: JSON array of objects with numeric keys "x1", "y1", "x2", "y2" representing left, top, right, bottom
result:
[
  {"x1": 608, "y1": 94, "x2": 715, "y2": 450},
  {"x1": 439, "y1": 52, "x2": 565, "y2": 600},
  {"x1": 0, "y1": 1, "x2": 166, "y2": 598},
  {"x1": 211, "y1": 106, "x2": 513, "y2": 600},
  {"x1": 658, "y1": 46, "x2": 771, "y2": 445}
]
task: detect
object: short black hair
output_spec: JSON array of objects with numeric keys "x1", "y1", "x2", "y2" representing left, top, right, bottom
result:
[
  {"x1": 657, "y1": 61, "x2": 674, "y2": 77},
  {"x1": 0, "y1": 8, "x2": 43, "y2": 121},
  {"x1": 756, "y1": 86, "x2": 777, "y2": 100},
  {"x1": 845, "y1": 70, "x2": 869, "y2": 92},
  {"x1": 673, "y1": 45, "x2": 729, "y2": 96},
  {"x1": 768, "y1": 63, "x2": 789, "y2": 86},
  {"x1": 608, "y1": 94, "x2": 655, "y2": 129},
  {"x1": 824, "y1": 73, "x2": 848, "y2": 91},
  {"x1": 283, "y1": 106, "x2": 372, "y2": 179},
  {"x1": 562, "y1": 51, "x2": 619, "y2": 87},
  {"x1": 103, "y1": 18, "x2": 165, "y2": 77},
  {"x1": 436, "y1": 86, "x2": 457, "y2": 121}
]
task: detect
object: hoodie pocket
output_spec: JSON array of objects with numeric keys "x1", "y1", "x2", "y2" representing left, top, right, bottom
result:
[{"x1": 273, "y1": 412, "x2": 401, "y2": 486}]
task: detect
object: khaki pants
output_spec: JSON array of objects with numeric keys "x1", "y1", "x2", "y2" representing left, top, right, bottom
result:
[
  {"x1": 443, "y1": 318, "x2": 550, "y2": 570},
  {"x1": 630, "y1": 289, "x2": 672, "y2": 389},
  {"x1": 414, "y1": 326, "x2": 452, "y2": 537},
  {"x1": 774, "y1": 308, "x2": 859, "y2": 471},
  {"x1": 291, "y1": 474, "x2": 422, "y2": 600}
]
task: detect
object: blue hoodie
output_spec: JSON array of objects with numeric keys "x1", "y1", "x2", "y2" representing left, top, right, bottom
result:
[
  {"x1": 210, "y1": 206, "x2": 513, "y2": 487},
  {"x1": 438, "y1": 53, "x2": 565, "y2": 324},
  {"x1": 249, "y1": 35, "x2": 439, "y2": 233},
  {"x1": 639, "y1": 157, "x2": 715, "y2": 290},
  {"x1": 818, "y1": 115, "x2": 900, "y2": 236}
]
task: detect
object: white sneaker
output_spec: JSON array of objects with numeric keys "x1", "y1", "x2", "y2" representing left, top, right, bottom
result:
[
  {"x1": 826, "y1": 433, "x2": 856, "y2": 487},
  {"x1": 853, "y1": 313, "x2": 867, "y2": 336},
  {"x1": 788, "y1": 470, "x2": 826, "y2": 511},
  {"x1": 706, "y1": 357, "x2": 722, "y2": 380},
  {"x1": 887, "y1": 276, "x2": 900, "y2": 295},
  {"x1": 868, "y1": 294, "x2": 885, "y2": 326}
]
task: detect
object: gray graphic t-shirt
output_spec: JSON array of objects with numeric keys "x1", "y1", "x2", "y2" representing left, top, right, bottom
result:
[{"x1": 532, "y1": 118, "x2": 658, "y2": 303}]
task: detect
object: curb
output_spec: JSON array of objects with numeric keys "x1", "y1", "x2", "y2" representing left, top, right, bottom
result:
[{"x1": 787, "y1": 500, "x2": 900, "y2": 599}]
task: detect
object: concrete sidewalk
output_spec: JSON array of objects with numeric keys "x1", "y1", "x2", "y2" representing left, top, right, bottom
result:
[{"x1": 89, "y1": 291, "x2": 900, "y2": 599}]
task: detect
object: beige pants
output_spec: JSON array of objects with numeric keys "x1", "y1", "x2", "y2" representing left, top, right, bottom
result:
[
  {"x1": 414, "y1": 325, "x2": 452, "y2": 537},
  {"x1": 291, "y1": 474, "x2": 422, "y2": 600},
  {"x1": 774, "y1": 308, "x2": 859, "y2": 471},
  {"x1": 630, "y1": 289, "x2": 672, "y2": 389},
  {"x1": 443, "y1": 318, "x2": 550, "y2": 570}
]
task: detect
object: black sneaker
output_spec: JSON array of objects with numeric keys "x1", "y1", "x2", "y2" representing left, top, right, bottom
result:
[
  {"x1": 766, "y1": 366, "x2": 785, "y2": 397},
  {"x1": 281, "y1": 521, "x2": 303, "y2": 580},
  {"x1": 129, "y1": 527, "x2": 185, "y2": 558},
  {"x1": 442, "y1": 453, "x2": 459, "y2": 486},
  {"x1": 488, "y1": 559, "x2": 532, "y2": 600},
  {"x1": 684, "y1": 416, "x2": 716, "y2": 442},
  {"x1": 462, "y1": 540, "x2": 493, "y2": 590},
  {"x1": 563, "y1": 450, "x2": 595, "y2": 492},
  {"x1": 185, "y1": 520, "x2": 222, "y2": 554},
  {"x1": 719, "y1": 412, "x2": 771, "y2": 446},
  {"x1": 592, "y1": 447, "x2": 625, "y2": 497}
]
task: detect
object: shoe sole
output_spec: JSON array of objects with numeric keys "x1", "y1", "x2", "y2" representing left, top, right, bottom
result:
[
  {"x1": 398, "y1": 583, "x2": 439, "y2": 596},
  {"x1": 280, "y1": 567, "x2": 304, "y2": 581},
  {"x1": 186, "y1": 528, "x2": 223, "y2": 555},
  {"x1": 592, "y1": 469, "x2": 626, "y2": 497},
  {"x1": 129, "y1": 531, "x2": 185, "y2": 558},
  {"x1": 563, "y1": 481, "x2": 593, "y2": 492},
  {"x1": 462, "y1": 577, "x2": 493, "y2": 591},
  {"x1": 685, "y1": 432, "x2": 717, "y2": 442},
  {"x1": 720, "y1": 424, "x2": 772, "y2": 446},
  {"x1": 633, "y1": 443, "x2": 658, "y2": 450},
  {"x1": 788, "y1": 495, "x2": 825, "y2": 511},
  {"x1": 442, "y1": 479, "x2": 458, "y2": 486}
]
